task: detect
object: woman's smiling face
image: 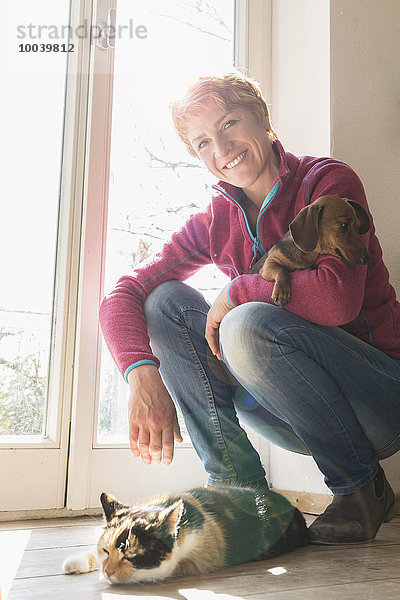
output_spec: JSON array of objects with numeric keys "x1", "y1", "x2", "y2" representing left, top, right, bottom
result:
[{"x1": 185, "y1": 95, "x2": 276, "y2": 193}]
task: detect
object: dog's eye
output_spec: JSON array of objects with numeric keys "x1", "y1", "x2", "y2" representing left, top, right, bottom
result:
[{"x1": 340, "y1": 223, "x2": 350, "y2": 232}]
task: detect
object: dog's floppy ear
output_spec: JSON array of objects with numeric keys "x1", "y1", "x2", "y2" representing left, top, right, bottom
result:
[
  {"x1": 346, "y1": 200, "x2": 370, "y2": 234},
  {"x1": 289, "y1": 203, "x2": 322, "y2": 252}
]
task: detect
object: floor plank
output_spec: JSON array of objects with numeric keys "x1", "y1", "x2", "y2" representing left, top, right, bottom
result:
[
  {"x1": 4, "y1": 516, "x2": 400, "y2": 600},
  {"x1": 0, "y1": 516, "x2": 102, "y2": 531}
]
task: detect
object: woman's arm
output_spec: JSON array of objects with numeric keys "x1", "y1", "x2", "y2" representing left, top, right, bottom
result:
[
  {"x1": 99, "y1": 209, "x2": 212, "y2": 464},
  {"x1": 227, "y1": 256, "x2": 367, "y2": 326},
  {"x1": 99, "y1": 208, "x2": 212, "y2": 380}
]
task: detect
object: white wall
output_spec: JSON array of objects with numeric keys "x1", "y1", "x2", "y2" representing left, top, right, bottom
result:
[
  {"x1": 330, "y1": 0, "x2": 400, "y2": 290},
  {"x1": 268, "y1": 0, "x2": 400, "y2": 495}
]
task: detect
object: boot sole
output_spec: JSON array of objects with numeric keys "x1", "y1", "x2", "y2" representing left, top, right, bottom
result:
[{"x1": 383, "y1": 501, "x2": 397, "y2": 523}]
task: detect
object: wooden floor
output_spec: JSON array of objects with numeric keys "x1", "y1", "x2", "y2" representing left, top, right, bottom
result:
[{"x1": 2, "y1": 514, "x2": 400, "y2": 599}]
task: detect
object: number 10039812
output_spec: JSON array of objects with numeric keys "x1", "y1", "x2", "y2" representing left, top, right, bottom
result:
[{"x1": 18, "y1": 43, "x2": 74, "y2": 53}]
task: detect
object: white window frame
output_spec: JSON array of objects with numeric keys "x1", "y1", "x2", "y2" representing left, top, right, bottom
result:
[
  {"x1": 235, "y1": 0, "x2": 272, "y2": 94},
  {"x1": 0, "y1": 0, "x2": 93, "y2": 516}
]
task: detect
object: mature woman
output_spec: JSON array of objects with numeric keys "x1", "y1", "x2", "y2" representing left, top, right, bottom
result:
[{"x1": 100, "y1": 72, "x2": 400, "y2": 544}]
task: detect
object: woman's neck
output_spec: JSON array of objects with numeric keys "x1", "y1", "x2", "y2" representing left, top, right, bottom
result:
[{"x1": 242, "y1": 150, "x2": 280, "y2": 210}]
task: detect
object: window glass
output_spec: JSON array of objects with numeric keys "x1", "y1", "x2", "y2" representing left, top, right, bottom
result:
[{"x1": 1, "y1": 1, "x2": 69, "y2": 436}]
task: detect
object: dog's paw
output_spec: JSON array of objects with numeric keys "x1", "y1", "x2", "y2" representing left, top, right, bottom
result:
[
  {"x1": 271, "y1": 283, "x2": 291, "y2": 308},
  {"x1": 63, "y1": 552, "x2": 98, "y2": 575}
]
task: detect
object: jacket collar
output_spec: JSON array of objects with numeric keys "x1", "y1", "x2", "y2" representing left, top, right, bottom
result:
[{"x1": 211, "y1": 139, "x2": 290, "y2": 203}]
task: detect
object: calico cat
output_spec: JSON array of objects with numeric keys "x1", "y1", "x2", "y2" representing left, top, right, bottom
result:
[{"x1": 63, "y1": 486, "x2": 308, "y2": 584}]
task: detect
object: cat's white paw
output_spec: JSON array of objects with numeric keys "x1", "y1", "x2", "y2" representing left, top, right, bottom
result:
[{"x1": 63, "y1": 553, "x2": 98, "y2": 574}]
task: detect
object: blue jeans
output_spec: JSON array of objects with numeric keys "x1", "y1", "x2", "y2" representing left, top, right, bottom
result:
[{"x1": 143, "y1": 280, "x2": 400, "y2": 494}]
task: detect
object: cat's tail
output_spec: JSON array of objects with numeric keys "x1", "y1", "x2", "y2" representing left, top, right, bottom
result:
[
  {"x1": 63, "y1": 552, "x2": 99, "y2": 575},
  {"x1": 257, "y1": 508, "x2": 309, "y2": 560}
]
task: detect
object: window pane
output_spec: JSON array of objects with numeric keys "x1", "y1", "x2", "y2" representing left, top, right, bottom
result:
[
  {"x1": 0, "y1": 2, "x2": 69, "y2": 436},
  {"x1": 98, "y1": 0, "x2": 235, "y2": 443}
]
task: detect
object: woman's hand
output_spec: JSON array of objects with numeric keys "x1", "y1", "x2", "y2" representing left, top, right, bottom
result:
[
  {"x1": 205, "y1": 284, "x2": 234, "y2": 361},
  {"x1": 127, "y1": 364, "x2": 183, "y2": 465}
]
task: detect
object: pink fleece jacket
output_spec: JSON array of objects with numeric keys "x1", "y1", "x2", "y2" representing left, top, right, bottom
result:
[{"x1": 99, "y1": 140, "x2": 400, "y2": 381}]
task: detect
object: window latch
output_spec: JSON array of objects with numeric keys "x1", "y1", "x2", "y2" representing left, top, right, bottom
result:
[{"x1": 97, "y1": 8, "x2": 116, "y2": 50}]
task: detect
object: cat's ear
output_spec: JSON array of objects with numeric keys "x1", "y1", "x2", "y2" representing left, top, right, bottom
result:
[
  {"x1": 158, "y1": 499, "x2": 184, "y2": 534},
  {"x1": 100, "y1": 492, "x2": 127, "y2": 521}
]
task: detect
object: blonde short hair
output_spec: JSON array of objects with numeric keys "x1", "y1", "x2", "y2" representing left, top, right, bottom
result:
[{"x1": 170, "y1": 72, "x2": 277, "y2": 157}]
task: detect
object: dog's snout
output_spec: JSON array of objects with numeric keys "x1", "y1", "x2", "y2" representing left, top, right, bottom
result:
[{"x1": 334, "y1": 245, "x2": 371, "y2": 266}]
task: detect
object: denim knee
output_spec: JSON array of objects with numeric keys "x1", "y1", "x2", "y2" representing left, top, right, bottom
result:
[
  {"x1": 144, "y1": 280, "x2": 210, "y2": 339},
  {"x1": 220, "y1": 302, "x2": 275, "y2": 383},
  {"x1": 144, "y1": 280, "x2": 182, "y2": 321}
]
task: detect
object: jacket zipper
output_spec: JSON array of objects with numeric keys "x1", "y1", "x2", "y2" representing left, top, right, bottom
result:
[{"x1": 212, "y1": 180, "x2": 281, "y2": 259}]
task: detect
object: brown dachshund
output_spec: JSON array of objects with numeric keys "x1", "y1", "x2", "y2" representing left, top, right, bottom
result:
[{"x1": 249, "y1": 195, "x2": 371, "y2": 307}]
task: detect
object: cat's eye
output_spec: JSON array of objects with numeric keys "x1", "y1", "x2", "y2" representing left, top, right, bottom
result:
[{"x1": 102, "y1": 548, "x2": 109, "y2": 555}]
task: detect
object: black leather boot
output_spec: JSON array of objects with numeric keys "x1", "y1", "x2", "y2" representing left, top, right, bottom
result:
[{"x1": 309, "y1": 467, "x2": 397, "y2": 544}]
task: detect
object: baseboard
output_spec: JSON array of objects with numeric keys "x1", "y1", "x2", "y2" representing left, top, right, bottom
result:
[
  {"x1": 272, "y1": 488, "x2": 332, "y2": 515},
  {"x1": 0, "y1": 506, "x2": 102, "y2": 523},
  {"x1": 273, "y1": 488, "x2": 400, "y2": 517}
]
